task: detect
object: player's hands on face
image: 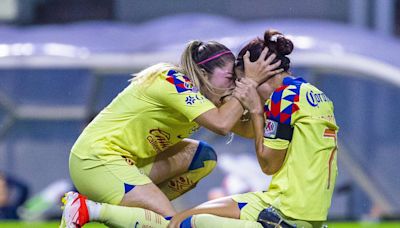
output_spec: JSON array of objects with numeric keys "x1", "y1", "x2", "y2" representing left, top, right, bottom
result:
[
  {"x1": 243, "y1": 47, "x2": 283, "y2": 85},
  {"x1": 233, "y1": 78, "x2": 263, "y2": 114}
]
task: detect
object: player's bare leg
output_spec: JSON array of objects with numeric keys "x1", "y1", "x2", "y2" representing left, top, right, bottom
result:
[
  {"x1": 147, "y1": 138, "x2": 217, "y2": 200},
  {"x1": 120, "y1": 182, "x2": 176, "y2": 216},
  {"x1": 168, "y1": 196, "x2": 263, "y2": 228},
  {"x1": 170, "y1": 196, "x2": 240, "y2": 225},
  {"x1": 147, "y1": 138, "x2": 201, "y2": 184}
]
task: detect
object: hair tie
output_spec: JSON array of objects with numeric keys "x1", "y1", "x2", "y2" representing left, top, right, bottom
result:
[{"x1": 270, "y1": 34, "x2": 284, "y2": 42}]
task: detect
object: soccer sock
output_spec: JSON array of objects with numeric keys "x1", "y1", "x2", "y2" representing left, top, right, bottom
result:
[
  {"x1": 159, "y1": 141, "x2": 217, "y2": 200},
  {"x1": 184, "y1": 214, "x2": 263, "y2": 228},
  {"x1": 158, "y1": 159, "x2": 216, "y2": 200},
  {"x1": 88, "y1": 201, "x2": 169, "y2": 228},
  {"x1": 86, "y1": 199, "x2": 102, "y2": 221}
]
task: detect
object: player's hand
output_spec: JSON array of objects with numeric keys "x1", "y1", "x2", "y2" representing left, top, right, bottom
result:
[
  {"x1": 243, "y1": 47, "x2": 283, "y2": 85},
  {"x1": 233, "y1": 78, "x2": 263, "y2": 114}
]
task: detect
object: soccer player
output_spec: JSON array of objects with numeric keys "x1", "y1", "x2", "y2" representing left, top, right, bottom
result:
[
  {"x1": 168, "y1": 30, "x2": 339, "y2": 228},
  {"x1": 60, "y1": 40, "x2": 282, "y2": 228}
]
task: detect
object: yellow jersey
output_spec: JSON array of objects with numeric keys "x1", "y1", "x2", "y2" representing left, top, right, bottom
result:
[
  {"x1": 262, "y1": 77, "x2": 339, "y2": 221},
  {"x1": 71, "y1": 69, "x2": 215, "y2": 161}
]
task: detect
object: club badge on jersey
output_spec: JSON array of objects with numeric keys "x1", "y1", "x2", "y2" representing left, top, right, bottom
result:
[{"x1": 165, "y1": 70, "x2": 197, "y2": 93}]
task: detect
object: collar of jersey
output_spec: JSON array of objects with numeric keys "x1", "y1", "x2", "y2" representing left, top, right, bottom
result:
[{"x1": 282, "y1": 76, "x2": 307, "y2": 86}]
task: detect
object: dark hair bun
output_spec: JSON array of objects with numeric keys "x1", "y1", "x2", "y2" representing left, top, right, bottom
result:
[{"x1": 264, "y1": 30, "x2": 293, "y2": 56}]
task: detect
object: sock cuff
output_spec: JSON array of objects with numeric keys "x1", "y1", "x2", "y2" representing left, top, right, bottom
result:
[
  {"x1": 86, "y1": 199, "x2": 102, "y2": 222},
  {"x1": 180, "y1": 215, "x2": 193, "y2": 228}
]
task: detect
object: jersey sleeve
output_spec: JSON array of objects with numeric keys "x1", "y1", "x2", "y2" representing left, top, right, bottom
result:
[
  {"x1": 150, "y1": 70, "x2": 216, "y2": 121},
  {"x1": 263, "y1": 84, "x2": 301, "y2": 150},
  {"x1": 263, "y1": 138, "x2": 290, "y2": 150}
]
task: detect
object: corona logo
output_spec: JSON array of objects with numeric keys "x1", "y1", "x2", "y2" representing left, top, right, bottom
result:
[{"x1": 306, "y1": 90, "x2": 331, "y2": 107}]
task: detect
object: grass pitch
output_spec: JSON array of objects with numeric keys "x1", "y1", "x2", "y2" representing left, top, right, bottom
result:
[{"x1": 0, "y1": 221, "x2": 399, "y2": 227}]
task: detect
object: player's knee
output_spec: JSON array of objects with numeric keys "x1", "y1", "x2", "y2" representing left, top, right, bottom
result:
[{"x1": 188, "y1": 141, "x2": 217, "y2": 172}]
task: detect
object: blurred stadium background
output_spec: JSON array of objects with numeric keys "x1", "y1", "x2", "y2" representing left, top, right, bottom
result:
[{"x1": 0, "y1": 0, "x2": 399, "y2": 227}]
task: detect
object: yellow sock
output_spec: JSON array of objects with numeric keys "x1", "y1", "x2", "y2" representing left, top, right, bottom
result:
[
  {"x1": 158, "y1": 160, "x2": 216, "y2": 200},
  {"x1": 190, "y1": 214, "x2": 263, "y2": 228},
  {"x1": 97, "y1": 203, "x2": 169, "y2": 228}
]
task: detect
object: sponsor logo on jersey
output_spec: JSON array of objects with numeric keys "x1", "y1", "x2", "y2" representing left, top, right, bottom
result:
[
  {"x1": 185, "y1": 94, "x2": 206, "y2": 105},
  {"x1": 147, "y1": 128, "x2": 171, "y2": 153},
  {"x1": 122, "y1": 156, "x2": 135, "y2": 166},
  {"x1": 168, "y1": 176, "x2": 193, "y2": 192},
  {"x1": 306, "y1": 90, "x2": 331, "y2": 107},
  {"x1": 264, "y1": 119, "x2": 278, "y2": 138},
  {"x1": 185, "y1": 95, "x2": 196, "y2": 105}
]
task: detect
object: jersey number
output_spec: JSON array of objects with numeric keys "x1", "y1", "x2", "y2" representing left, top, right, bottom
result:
[{"x1": 324, "y1": 128, "x2": 337, "y2": 189}]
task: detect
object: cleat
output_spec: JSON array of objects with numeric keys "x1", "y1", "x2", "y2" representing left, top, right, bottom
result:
[
  {"x1": 59, "y1": 192, "x2": 90, "y2": 228},
  {"x1": 257, "y1": 207, "x2": 296, "y2": 228}
]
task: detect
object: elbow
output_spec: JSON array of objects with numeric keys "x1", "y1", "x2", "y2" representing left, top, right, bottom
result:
[
  {"x1": 260, "y1": 161, "x2": 282, "y2": 175},
  {"x1": 213, "y1": 127, "x2": 230, "y2": 136},
  {"x1": 261, "y1": 166, "x2": 278, "y2": 175},
  {"x1": 257, "y1": 149, "x2": 279, "y2": 175},
  {"x1": 212, "y1": 121, "x2": 232, "y2": 136}
]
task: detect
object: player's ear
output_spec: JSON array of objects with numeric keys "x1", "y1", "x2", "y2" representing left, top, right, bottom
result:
[{"x1": 200, "y1": 68, "x2": 208, "y2": 78}]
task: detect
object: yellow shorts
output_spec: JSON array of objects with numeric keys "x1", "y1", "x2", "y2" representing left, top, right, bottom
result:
[
  {"x1": 69, "y1": 152, "x2": 153, "y2": 205},
  {"x1": 232, "y1": 192, "x2": 322, "y2": 228}
]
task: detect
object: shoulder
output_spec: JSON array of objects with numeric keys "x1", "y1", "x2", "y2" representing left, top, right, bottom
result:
[
  {"x1": 163, "y1": 69, "x2": 198, "y2": 93},
  {"x1": 300, "y1": 83, "x2": 332, "y2": 109},
  {"x1": 270, "y1": 77, "x2": 305, "y2": 103},
  {"x1": 266, "y1": 77, "x2": 305, "y2": 124}
]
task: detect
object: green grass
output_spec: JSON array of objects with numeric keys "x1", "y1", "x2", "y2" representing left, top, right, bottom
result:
[
  {"x1": 0, "y1": 221, "x2": 399, "y2": 228},
  {"x1": 0, "y1": 221, "x2": 105, "y2": 228},
  {"x1": 326, "y1": 222, "x2": 400, "y2": 228}
]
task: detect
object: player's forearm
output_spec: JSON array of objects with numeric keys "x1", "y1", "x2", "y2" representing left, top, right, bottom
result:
[
  {"x1": 251, "y1": 112, "x2": 269, "y2": 172},
  {"x1": 231, "y1": 118, "x2": 254, "y2": 138},
  {"x1": 216, "y1": 97, "x2": 245, "y2": 132},
  {"x1": 196, "y1": 97, "x2": 244, "y2": 135}
]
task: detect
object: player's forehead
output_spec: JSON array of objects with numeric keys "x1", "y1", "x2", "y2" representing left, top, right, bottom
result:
[{"x1": 213, "y1": 62, "x2": 234, "y2": 74}]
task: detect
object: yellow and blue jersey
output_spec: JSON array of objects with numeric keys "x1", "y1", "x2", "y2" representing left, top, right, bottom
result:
[
  {"x1": 71, "y1": 69, "x2": 215, "y2": 162},
  {"x1": 262, "y1": 77, "x2": 339, "y2": 221}
]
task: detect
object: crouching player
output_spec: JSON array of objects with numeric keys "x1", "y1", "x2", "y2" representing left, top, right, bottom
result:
[{"x1": 168, "y1": 29, "x2": 339, "y2": 228}]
